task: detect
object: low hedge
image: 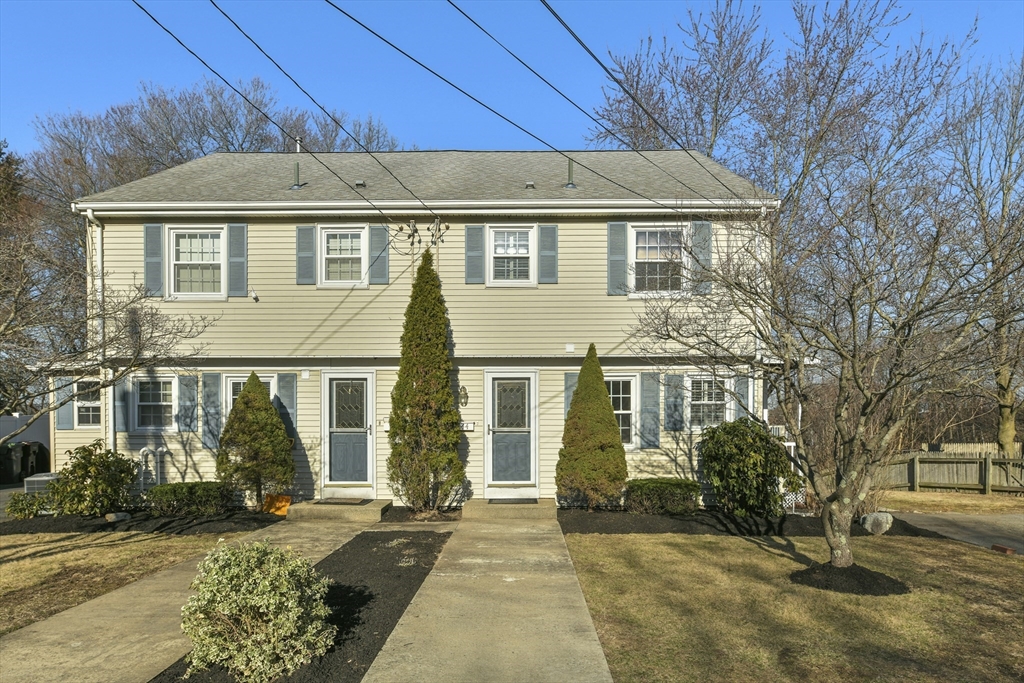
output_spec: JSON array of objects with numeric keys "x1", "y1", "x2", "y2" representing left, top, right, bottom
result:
[
  {"x1": 146, "y1": 482, "x2": 236, "y2": 517},
  {"x1": 623, "y1": 478, "x2": 701, "y2": 515}
]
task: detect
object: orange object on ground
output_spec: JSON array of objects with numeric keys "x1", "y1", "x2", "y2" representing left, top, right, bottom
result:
[{"x1": 263, "y1": 494, "x2": 291, "y2": 516}]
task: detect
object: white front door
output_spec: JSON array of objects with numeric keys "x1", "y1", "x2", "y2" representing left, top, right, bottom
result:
[{"x1": 484, "y1": 370, "x2": 539, "y2": 499}]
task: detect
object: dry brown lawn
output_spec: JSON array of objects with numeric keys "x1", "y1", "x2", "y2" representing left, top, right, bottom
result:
[
  {"x1": 566, "y1": 533, "x2": 1024, "y2": 683},
  {"x1": 0, "y1": 532, "x2": 247, "y2": 635},
  {"x1": 878, "y1": 490, "x2": 1024, "y2": 514}
]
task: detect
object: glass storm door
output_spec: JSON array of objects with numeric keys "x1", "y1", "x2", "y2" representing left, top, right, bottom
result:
[
  {"x1": 490, "y1": 378, "x2": 532, "y2": 482},
  {"x1": 329, "y1": 378, "x2": 369, "y2": 482}
]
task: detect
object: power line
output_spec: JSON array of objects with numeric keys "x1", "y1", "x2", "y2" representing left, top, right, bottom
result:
[
  {"x1": 209, "y1": 0, "x2": 441, "y2": 225},
  {"x1": 324, "y1": 0, "x2": 747, "y2": 218},
  {"x1": 132, "y1": 0, "x2": 425, "y2": 259}
]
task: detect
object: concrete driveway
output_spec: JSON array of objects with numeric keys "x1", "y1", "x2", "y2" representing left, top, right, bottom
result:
[{"x1": 894, "y1": 512, "x2": 1024, "y2": 554}]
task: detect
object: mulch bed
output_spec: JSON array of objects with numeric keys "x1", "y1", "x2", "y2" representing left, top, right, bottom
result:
[
  {"x1": 790, "y1": 562, "x2": 911, "y2": 596},
  {"x1": 558, "y1": 508, "x2": 945, "y2": 538},
  {"x1": 150, "y1": 530, "x2": 450, "y2": 683},
  {"x1": 0, "y1": 511, "x2": 283, "y2": 536},
  {"x1": 380, "y1": 505, "x2": 461, "y2": 523}
]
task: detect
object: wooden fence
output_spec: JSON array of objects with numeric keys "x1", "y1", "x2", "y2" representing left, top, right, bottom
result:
[{"x1": 876, "y1": 448, "x2": 1024, "y2": 494}]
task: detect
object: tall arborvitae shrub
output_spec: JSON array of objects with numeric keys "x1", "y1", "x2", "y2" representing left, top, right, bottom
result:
[
  {"x1": 387, "y1": 249, "x2": 465, "y2": 512},
  {"x1": 216, "y1": 372, "x2": 294, "y2": 507},
  {"x1": 557, "y1": 344, "x2": 628, "y2": 509}
]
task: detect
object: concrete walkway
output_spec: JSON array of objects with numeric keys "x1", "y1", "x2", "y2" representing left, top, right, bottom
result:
[
  {"x1": 0, "y1": 519, "x2": 370, "y2": 683},
  {"x1": 894, "y1": 512, "x2": 1024, "y2": 554},
  {"x1": 362, "y1": 518, "x2": 613, "y2": 683}
]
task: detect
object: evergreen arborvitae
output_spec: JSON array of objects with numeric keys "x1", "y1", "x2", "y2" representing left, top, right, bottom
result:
[
  {"x1": 557, "y1": 344, "x2": 628, "y2": 510},
  {"x1": 387, "y1": 249, "x2": 465, "y2": 512},
  {"x1": 216, "y1": 372, "x2": 295, "y2": 507}
]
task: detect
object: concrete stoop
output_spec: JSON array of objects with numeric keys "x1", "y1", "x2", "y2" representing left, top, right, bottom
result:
[
  {"x1": 461, "y1": 497, "x2": 558, "y2": 520},
  {"x1": 286, "y1": 499, "x2": 392, "y2": 522}
]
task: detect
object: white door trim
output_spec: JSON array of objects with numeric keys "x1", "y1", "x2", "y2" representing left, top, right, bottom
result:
[
  {"x1": 320, "y1": 370, "x2": 376, "y2": 499},
  {"x1": 483, "y1": 368, "x2": 539, "y2": 499}
]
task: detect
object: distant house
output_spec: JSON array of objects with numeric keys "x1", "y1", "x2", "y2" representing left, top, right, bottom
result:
[{"x1": 57, "y1": 150, "x2": 773, "y2": 502}]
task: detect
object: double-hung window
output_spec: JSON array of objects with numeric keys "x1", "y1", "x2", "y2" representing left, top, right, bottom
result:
[
  {"x1": 603, "y1": 375, "x2": 639, "y2": 448},
  {"x1": 76, "y1": 380, "x2": 101, "y2": 427},
  {"x1": 487, "y1": 224, "x2": 537, "y2": 286},
  {"x1": 136, "y1": 378, "x2": 174, "y2": 430},
  {"x1": 170, "y1": 228, "x2": 225, "y2": 296},
  {"x1": 320, "y1": 225, "x2": 369, "y2": 287},
  {"x1": 225, "y1": 375, "x2": 276, "y2": 415},
  {"x1": 690, "y1": 377, "x2": 727, "y2": 428},
  {"x1": 629, "y1": 223, "x2": 685, "y2": 294}
]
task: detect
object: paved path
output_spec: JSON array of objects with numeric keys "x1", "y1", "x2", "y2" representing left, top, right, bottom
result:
[
  {"x1": 362, "y1": 518, "x2": 613, "y2": 683},
  {"x1": 894, "y1": 512, "x2": 1024, "y2": 554},
  {"x1": 0, "y1": 520, "x2": 370, "y2": 683}
]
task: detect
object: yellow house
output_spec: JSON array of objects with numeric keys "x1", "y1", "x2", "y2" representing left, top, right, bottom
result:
[{"x1": 54, "y1": 149, "x2": 773, "y2": 504}]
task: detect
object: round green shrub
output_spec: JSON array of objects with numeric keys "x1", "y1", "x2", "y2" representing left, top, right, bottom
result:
[
  {"x1": 624, "y1": 478, "x2": 701, "y2": 515},
  {"x1": 146, "y1": 482, "x2": 236, "y2": 517},
  {"x1": 182, "y1": 540, "x2": 336, "y2": 683},
  {"x1": 47, "y1": 440, "x2": 140, "y2": 516},
  {"x1": 4, "y1": 491, "x2": 52, "y2": 519},
  {"x1": 699, "y1": 418, "x2": 800, "y2": 518}
]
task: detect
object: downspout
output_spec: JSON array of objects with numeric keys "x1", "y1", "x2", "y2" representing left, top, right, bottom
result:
[{"x1": 84, "y1": 207, "x2": 114, "y2": 451}]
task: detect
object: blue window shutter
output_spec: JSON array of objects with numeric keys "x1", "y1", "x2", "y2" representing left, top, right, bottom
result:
[
  {"x1": 465, "y1": 225, "x2": 485, "y2": 284},
  {"x1": 369, "y1": 226, "x2": 389, "y2": 285},
  {"x1": 607, "y1": 222, "x2": 627, "y2": 295},
  {"x1": 564, "y1": 372, "x2": 579, "y2": 419},
  {"x1": 296, "y1": 226, "x2": 316, "y2": 285},
  {"x1": 177, "y1": 375, "x2": 198, "y2": 432},
  {"x1": 539, "y1": 225, "x2": 558, "y2": 284},
  {"x1": 665, "y1": 374, "x2": 686, "y2": 431},
  {"x1": 734, "y1": 375, "x2": 750, "y2": 420},
  {"x1": 640, "y1": 373, "x2": 660, "y2": 448},
  {"x1": 692, "y1": 220, "x2": 712, "y2": 295},
  {"x1": 143, "y1": 224, "x2": 163, "y2": 296},
  {"x1": 54, "y1": 377, "x2": 73, "y2": 430},
  {"x1": 227, "y1": 224, "x2": 247, "y2": 297},
  {"x1": 202, "y1": 373, "x2": 222, "y2": 449},
  {"x1": 276, "y1": 373, "x2": 297, "y2": 439},
  {"x1": 114, "y1": 377, "x2": 130, "y2": 433}
]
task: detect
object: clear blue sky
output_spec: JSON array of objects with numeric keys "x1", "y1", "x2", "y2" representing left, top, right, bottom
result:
[{"x1": 1, "y1": 0, "x2": 1021, "y2": 155}]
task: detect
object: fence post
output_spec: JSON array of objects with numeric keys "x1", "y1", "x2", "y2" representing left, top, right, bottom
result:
[
  {"x1": 983, "y1": 456, "x2": 992, "y2": 495},
  {"x1": 911, "y1": 454, "x2": 919, "y2": 492}
]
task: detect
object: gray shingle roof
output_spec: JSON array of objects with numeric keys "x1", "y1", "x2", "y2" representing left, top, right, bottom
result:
[{"x1": 75, "y1": 150, "x2": 769, "y2": 204}]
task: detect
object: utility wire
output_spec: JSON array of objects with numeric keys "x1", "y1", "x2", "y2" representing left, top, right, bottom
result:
[
  {"x1": 324, "y1": 0, "x2": 748, "y2": 218},
  {"x1": 132, "y1": 0, "x2": 426, "y2": 259},
  {"x1": 210, "y1": 0, "x2": 442, "y2": 225},
  {"x1": 446, "y1": 0, "x2": 710, "y2": 204},
  {"x1": 539, "y1": 0, "x2": 758, "y2": 206}
]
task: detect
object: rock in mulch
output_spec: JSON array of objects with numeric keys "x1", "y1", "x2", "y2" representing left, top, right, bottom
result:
[
  {"x1": 150, "y1": 530, "x2": 450, "y2": 683},
  {"x1": 790, "y1": 562, "x2": 911, "y2": 596},
  {"x1": 0, "y1": 511, "x2": 282, "y2": 536},
  {"x1": 860, "y1": 512, "x2": 894, "y2": 535}
]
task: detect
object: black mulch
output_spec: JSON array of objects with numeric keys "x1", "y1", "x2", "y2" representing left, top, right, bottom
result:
[
  {"x1": 790, "y1": 563, "x2": 911, "y2": 596},
  {"x1": 150, "y1": 530, "x2": 450, "y2": 683},
  {"x1": 0, "y1": 511, "x2": 283, "y2": 536},
  {"x1": 557, "y1": 508, "x2": 946, "y2": 539},
  {"x1": 380, "y1": 505, "x2": 461, "y2": 523}
]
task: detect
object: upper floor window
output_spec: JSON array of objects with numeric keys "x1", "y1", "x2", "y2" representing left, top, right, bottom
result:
[
  {"x1": 487, "y1": 224, "x2": 537, "y2": 287},
  {"x1": 137, "y1": 378, "x2": 174, "y2": 430},
  {"x1": 170, "y1": 229, "x2": 225, "y2": 296},
  {"x1": 76, "y1": 380, "x2": 101, "y2": 427},
  {"x1": 320, "y1": 225, "x2": 369, "y2": 288},
  {"x1": 629, "y1": 223, "x2": 687, "y2": 294}
]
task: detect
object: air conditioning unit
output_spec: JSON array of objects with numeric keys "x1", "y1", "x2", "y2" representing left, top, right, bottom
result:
[{"x1": 24, "y1": 472, "x2": 59, "y2": 495}]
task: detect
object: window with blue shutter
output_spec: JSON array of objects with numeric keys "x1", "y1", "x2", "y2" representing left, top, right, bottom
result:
[
  {"x1": 607, "y1": 222, "x2": 627, "y2": 295},
  {"x1": 296, "y1": 227, "x2": 316, "y2": 285},
  {"x1": 692, "y1": 220, "x2": 712, "y2": 295},
  {"x1": 564, "y1": 372, "x2": 579, "y2": 418},
  {"x1": 177, "y1": 376, "x2": 198, "y2": 432},
  {"x1": 539, "y1": 225, "x2": 558, "y2": 284},
  {"x1": 734, "y1": 375, "x2": 750, "y2": 420},
  {"x1": 665, "y1": 375, "x2": 686, "y2": 431},
  {"x1": 465, "y1": 225, "x2": 484, "y2": 284},
  {"x1": 202, "y1": 373, "x2": 222, "y2": 449},
  {"x1": 640, "y1": 373, "x2": 660, "y2": 448},
  {"x1": 275, "y1": 373, "x2": 297, "y2": 440},
  {"x1": 54, "y1": 376, "x2": 73, "y2": 430},
  {"x1": 368, "y1": 226, "x2": 389, "y2": 285},
  {"x1": 227, "y1": 224, "x2": 247, "y2": 297},
  {"x1": 114, "y1": 377, "x2": 131, "y2": 433},
  {"x1": 143, "y1": 224, "x2": 163, "y2": 296}
]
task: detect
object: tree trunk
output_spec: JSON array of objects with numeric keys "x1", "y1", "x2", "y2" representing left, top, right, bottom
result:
[
  {"x1": 821, "y1": 501, "x2": 854, "y2": 567},
  {"x1": 996, "y1": 375, "x2": 1018, "y2": 458}
]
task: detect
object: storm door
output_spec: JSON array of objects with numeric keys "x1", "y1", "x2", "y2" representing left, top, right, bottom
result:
[
  {"x1": 490, "y1": 378, "x2": 533, "y2": 483},
  {"x1": 328, "y1": 378, "x2": 370, "y2": 483}
]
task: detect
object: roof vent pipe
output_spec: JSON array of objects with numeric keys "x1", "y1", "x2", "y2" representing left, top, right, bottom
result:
[
  {"x1": 295, "y1": 136, "x2": 302, "y2": 153},
  {"x1": 290, "y1": 162, "x2": 302, "y2": 190},
  {"x1": 564, "y1": 158, "x2": 576, "y2": 189}
]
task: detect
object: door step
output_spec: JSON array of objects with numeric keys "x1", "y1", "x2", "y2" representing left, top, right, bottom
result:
[
  {"x1": 287, "y1": 499, "x2": 392, "y2": 522},
  {"x1": 461, "y1": 498, "x2": 557, "y2": 520}
]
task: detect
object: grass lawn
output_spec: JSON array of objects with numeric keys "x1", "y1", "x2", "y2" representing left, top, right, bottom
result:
[
  {"x1": 877, "y1": 490, "x2": 1024, "y2": 514},
  {"x1": 566, "y1": 534, "x2": 1024, "y2": 682},
  {"x1": 0, "y1": 531, "x2": 248, "y2": 635}
]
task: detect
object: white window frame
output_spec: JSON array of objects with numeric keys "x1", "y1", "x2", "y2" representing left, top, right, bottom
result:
[
  {"x1": 687, "y1": 375, "x2": 730, "y2": 430},
  {"x1": 604, "y1": 373, "x2": 640, "y2": 450},
  {"x1": 74, "y1": 379, "x2": 102, "y2": 429},
  {"x1": 133, "y1": 376, "x2": 177, "y2": 432},
  {"x1": 166, "y1": 225, "x2": 228, "y2": 300},
  {"x1": 224, "y1": 374, "x2": 277, "y2": 416},
  {"x1": 486, "y1": 223, "x2": 538, "y2": 287},
  {"x1": 628, "y1": 221, "x2": 689, "y2": 298},
  {"x1": 318, "y1": 224, "x2": 370, "y2": 289}
]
